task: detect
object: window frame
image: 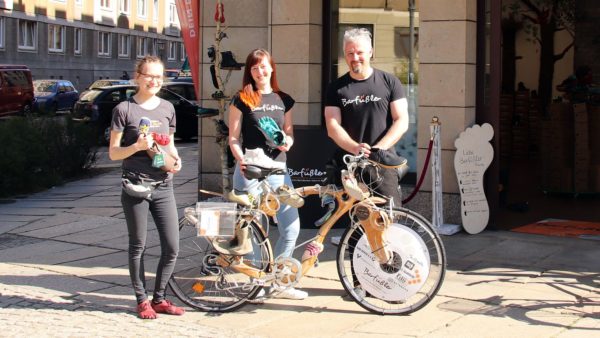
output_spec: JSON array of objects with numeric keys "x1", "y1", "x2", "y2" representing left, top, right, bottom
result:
[
  {"x1": 18, "y1": 20, "x2": 37, "y2": 51},
  {"x1": 118, "y1": 34, "x2": 131, "y2": 58},
  {"x1": 74, "y1": 28, "x2": 82, "y2": 55},
  {"x1": 48, "y1": 24, "x2": 65, "y2": 53},
  {"x1": 120, "y1": 0, "x2": 130, "y2": 14},
  {"x1": 167, "y1": 41, "x2": 176, "y2": 60},
  {"x1": 136, "y1": 36, "x2": 148, "y2": 58},
  {"x1": 0, "y1": 17, "x2": 4, "y2": 50},
  {"x1": 98, "y1": 31, "x2": 112, "y2": 57},
  {"x1": 100, "y1": 0, "x2": 111, "y2": 9},
  {"x1": 137, "y1": 0, "x2": 147, "y2": 18}
]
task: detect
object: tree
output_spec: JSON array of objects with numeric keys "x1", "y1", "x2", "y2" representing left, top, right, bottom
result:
[{"x1": 507, "y1": 0, "x2": 575, "y2": 109}]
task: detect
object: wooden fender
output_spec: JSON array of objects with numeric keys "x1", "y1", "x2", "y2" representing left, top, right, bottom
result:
[{"x1": 356, "y1": 204, "x2": 392, "y2": 264}]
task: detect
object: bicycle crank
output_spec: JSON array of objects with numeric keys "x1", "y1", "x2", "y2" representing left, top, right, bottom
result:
[{"x1": 272, "y1": 257, "x2": 302, "y2": 288}]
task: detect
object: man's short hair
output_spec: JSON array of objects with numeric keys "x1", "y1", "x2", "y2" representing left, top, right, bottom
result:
[{"x1": 343, "y1": 28, "x2": 372, "y2": 50}]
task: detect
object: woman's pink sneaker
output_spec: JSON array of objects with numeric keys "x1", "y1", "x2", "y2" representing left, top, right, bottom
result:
[{"x1": 151, "y1": 300, "x2": 185, "y2": 315}]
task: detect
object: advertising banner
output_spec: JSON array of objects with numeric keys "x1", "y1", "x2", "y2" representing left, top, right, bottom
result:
[{"x1": 175, "y1": 0, "x2": 200, "y2": 95}]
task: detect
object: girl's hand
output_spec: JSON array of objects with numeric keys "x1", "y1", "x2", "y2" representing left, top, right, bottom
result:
[
  {"x1": 169, "y1": 155, "x2": 182, "y2": 173},
  {"x1": 135, "y1": 133, "x2": 152, "y2": 151}
]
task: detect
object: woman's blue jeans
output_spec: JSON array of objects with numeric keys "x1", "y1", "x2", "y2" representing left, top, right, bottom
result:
[{"x1": 233, "y1": 164, "x2": 300, "y2": 259}]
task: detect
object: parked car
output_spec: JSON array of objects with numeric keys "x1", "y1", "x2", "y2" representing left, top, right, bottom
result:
[
  {"x1": 79, "y1": 79, "x2": 133, "y2": 97},
  {"x1": 0, "y1": 64, "x2": 34, "y2": 116},
  {"x1": 33, "y1": 79, "x2": 79, "y2": 114},
  {"x1": 72, "y1": 84, "x2": 200, "y2": 144},
  {"x1": 162, "y1": 81, "x2": 197, "y2": 102}
]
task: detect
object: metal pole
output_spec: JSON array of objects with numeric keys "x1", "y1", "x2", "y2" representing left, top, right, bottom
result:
[
  {"x1": 408, "y1": 0, "x2": 415, "y2": 90},
  {"x1": 430, "y1": 117, "x2": 461, "y2": 235}
]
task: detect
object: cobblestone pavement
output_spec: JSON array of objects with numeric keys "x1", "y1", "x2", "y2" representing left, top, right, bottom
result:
[{"x1": 1, "y1": 142, "x2": 599, "y2": 337}]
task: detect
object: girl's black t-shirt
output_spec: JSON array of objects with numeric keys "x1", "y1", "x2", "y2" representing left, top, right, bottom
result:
[
  {"x1": 230, "y1": 91, "x2": 295, "y2": 163},
  {"x1": 325, "y1": 68, "x2": 405, "y2": 147}
]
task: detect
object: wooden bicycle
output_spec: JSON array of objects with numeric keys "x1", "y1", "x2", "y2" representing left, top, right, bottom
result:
[{"x1": 169, "y1": 154, "x2": 446, "y2": 315}]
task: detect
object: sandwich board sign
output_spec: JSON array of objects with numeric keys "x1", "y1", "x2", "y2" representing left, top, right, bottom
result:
[{"x1": 454, "y1": 123, "x2": 494, "y2": 234}]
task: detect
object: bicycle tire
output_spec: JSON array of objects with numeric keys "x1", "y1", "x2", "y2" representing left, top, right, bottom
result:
[
  {"x1": 169, "y1": 214, "x2": 272, "y2": 312},
  {"x1": 336, "y1": 207, "x2": 446, "y2": 315}
]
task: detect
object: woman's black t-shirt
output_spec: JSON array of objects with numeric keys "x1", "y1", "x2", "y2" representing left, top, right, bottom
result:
[{"x1": 230, "y1": 91, "x2": 295, "y2": 163}]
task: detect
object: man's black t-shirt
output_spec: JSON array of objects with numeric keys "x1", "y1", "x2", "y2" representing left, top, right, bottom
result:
[
  {"x1": 325, "y1": 68, "x2": 405, "y2": 147},
  {"x1": 230, "y1": 91, "x2": 295, "y2": 163}
]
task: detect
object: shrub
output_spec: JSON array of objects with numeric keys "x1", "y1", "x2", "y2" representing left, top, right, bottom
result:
[{"x1": 0, "y1": 117, "x2": 98, "y2": 198}]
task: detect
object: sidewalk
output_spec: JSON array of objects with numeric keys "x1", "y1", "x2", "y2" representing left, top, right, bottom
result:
[{"x1": 0, "y1": 143, "x2": 598, "y2": 337}]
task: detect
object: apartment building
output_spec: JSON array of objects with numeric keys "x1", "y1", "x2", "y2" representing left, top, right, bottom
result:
[{"x1": 0, "y1": 0, "x2": 185, "y2": 90}]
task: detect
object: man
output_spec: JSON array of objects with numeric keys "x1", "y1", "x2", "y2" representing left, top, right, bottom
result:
[{"x1": 324, "y1": 28, "x2": 409, "y2": 206}]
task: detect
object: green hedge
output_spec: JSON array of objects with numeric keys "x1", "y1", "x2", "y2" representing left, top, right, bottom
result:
[{"x1": 0, "y1": 117, "x2": 98, "y2": 198}]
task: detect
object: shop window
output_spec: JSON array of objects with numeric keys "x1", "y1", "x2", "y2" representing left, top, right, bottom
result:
[{"x1": 329, "y1": 0, "x2": 420, "y2": 174}]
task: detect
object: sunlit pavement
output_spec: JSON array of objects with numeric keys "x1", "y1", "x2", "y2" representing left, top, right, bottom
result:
[{"x1": 0, "y1": 140, "x2": 598, "y2": 337}]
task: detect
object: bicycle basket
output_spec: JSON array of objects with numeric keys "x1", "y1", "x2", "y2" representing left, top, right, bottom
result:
[{"x1": 195, "y1": 202, "x2": 237, "y2": 237}]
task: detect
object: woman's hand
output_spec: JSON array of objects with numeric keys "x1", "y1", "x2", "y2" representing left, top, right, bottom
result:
[{"x1": 276, "y1": 135, "x2": 293, "y2": 152}]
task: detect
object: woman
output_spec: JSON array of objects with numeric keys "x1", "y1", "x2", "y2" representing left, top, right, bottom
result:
[
  {"x1": 228, "y1": 49, "x2": 307, "y2": 300},
  {"x1": 108, "y1": 56, "x2": 185, "y2": 319}
]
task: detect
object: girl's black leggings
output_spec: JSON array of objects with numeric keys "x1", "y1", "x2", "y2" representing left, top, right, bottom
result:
[{"x1": 121, "y1": 180, "x2": 179, "y2": 304}]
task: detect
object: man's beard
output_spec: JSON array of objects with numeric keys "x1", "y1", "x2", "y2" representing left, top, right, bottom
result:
[{"x1": 351, "y1": 64, "x2": 362, "y2": 74}]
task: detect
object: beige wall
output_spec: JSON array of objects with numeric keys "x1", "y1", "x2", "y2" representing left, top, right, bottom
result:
[
  {"x1": 417, "y1": 0, "x2": 477, "y2": 194},
  {"x1": 198, "y1": 0, "x2": 323, "y2": 191},
  {"x1": 198, "y1": 0, "x2": 476, "y2": 198}
]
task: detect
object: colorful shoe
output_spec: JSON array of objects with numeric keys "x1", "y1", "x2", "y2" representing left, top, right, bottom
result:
[
  {"x1": 227, "y1": 190, "x2": 252, "y2": 206},
  {"x1": 151, "y1": 300, "x2": 185, "y2": 316},
  {"x1": 212, "y1": 222, "x2": 253, "y2": 255},
  {"x1": 137, "y1": 300, "x2": 157, "y2": 319},
  {"x1": 341, "y1": 169, "x2": 370, "y2": 201},
  {"x1": 276, "y1": 185, "x2": 304, "y2": 208},
  {"x1": 301, "y1": 241, "x2": 324, "y2": 262}
]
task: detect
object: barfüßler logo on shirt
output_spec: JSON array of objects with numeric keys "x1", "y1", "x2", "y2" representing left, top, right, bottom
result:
[
  {"x1": 342, "y1": 94, "x2": 382, "y2": 107},
  {"x1": 253, "y1": 104, "x2": 284, "y2": 112}
]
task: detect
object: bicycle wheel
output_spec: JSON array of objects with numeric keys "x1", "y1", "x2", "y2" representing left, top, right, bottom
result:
[
  {"x1": 169, "y1": 214, "x2": 272, "y2": 312},
  {"x1": 337, "y1": 207, "x2": 446, "y2": 315}
]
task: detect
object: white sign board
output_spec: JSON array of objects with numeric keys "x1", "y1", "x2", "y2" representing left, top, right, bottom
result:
[{"x1": 454, "y1": 123, "x2": 494, "y2": 234}]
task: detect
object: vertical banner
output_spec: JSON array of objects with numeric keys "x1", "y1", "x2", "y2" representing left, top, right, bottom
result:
[{"x1": 175, "y1": 0, "x2": 201, "y2": 96}]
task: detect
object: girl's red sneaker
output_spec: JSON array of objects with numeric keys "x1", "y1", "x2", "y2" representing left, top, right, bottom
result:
[
  {"x1": 151, "y1": 300, "x2": 185, "y2": 315},
  {"x1": 137, "y1": 300, "x2": 157, "y2": 319}
]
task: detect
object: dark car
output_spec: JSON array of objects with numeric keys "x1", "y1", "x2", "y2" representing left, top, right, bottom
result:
[
  {"x1": 162, "y1": 81, "x2": 196, "y2": 102},
  {"x1": 0, "y1": 65, "x2": 34, "y2": 116},
  {"x1": 33, "y1": 79, "x2": 79, "y2": 114},
  {"x1": 72, "y1": 84, "x2": 199, "y2": 144}
]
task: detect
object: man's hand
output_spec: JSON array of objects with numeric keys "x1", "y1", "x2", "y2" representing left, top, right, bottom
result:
[{"x1": 354, "y1": 142, "x2": 371, "y2": 156}]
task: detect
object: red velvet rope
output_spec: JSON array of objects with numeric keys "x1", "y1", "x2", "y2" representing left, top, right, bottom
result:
[{"x1": 402, "y1": 138, "x2": 434, "y2": 205}]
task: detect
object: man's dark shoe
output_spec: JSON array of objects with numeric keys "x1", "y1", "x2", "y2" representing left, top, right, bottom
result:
[{"x1": 369, "y1": 148, "x2": 408, "y2": 169}]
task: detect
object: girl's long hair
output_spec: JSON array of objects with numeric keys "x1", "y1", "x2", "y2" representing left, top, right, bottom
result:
[{"x1": 239, "y1": 49, "x2": 280, "y2": 109}]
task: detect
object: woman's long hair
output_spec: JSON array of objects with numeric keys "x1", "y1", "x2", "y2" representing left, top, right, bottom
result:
[{"x1": 239, "y1": 49, "x2": 280, "y2": 109}]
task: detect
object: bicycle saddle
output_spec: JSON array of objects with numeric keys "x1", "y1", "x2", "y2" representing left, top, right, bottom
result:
[{"x1": 244, "y1": 164, "x2": 286, "y2": 180}]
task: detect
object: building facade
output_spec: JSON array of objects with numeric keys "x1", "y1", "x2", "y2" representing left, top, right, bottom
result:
[{"x1": 0, "y1": 0, "x2": 185, "y2": 91}]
